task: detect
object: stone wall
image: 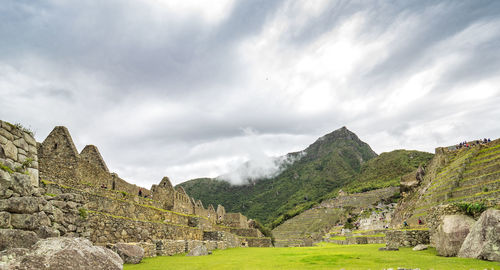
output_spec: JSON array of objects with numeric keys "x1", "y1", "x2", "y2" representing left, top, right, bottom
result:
[
  {"x1": 173, "y1": 186, "x2": 194, "y2": 214},
  {"x1": 88, "y1": 212, "x2": 203, "y2": 244},
  {"x1": 224, "y1": 213, "x2": 249, "y2": 228},
  {"x1": 151, "y1": 177, "x2": 175, "y2": 210},
  {"x1": 228, "y1": 228, "x2": 263, "y2": 238},
  {"x1": 216, "y1": 204, "x2": 226, "y2": 224},
  {"x1": 329, "y1": 236, "x2": 386, "y2": 245},
  {"x1": 244, "y1": 237, "x2": 273, "y2": 247},
  {"x1": 0, "y1": 169, "x2": 88, "y2": 241},
  {"x1": 203, "y1": 231, "x2": 241, "y2": 248},
  {"x1": 80, "y1": 145, "x2": 109, "y2": 172},
  {"x1": 38, "y1": 126, "x2": 80, "y2": 186},
  {"x1": 0, "y1": 120, "x2": 38, "y2": 186},
  {"x1": 385, "y1": 229, "x2": 430, "y2": 248}
]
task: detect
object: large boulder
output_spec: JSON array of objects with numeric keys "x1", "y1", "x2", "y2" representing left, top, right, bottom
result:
[
  {"x1": 186, "y1": 245, "x2": 208, "y2": 256},
  {"x1": 435, "y1": 215, "x2": 475, "y2": 257},
  {"x1": 0, "y1": 237, "x2": 123, "y2": 270},
  {"x1": 458, "y1": 209, "x2": 500, "y2": 262},
  {"x1": 111, "y1": 243, "x2": 144, "y2": 264}
]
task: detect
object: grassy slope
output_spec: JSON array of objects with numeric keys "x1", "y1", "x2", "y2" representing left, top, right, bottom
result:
[
  {"x1": 341, "y1": 149, "x2": 434, "y2": 194},
  {"x1": 179, "y1": 127, "x2": 378, "y2": 226},
  {"x1": 124, "y1": 243, "x2": 498, "y2": 270}
]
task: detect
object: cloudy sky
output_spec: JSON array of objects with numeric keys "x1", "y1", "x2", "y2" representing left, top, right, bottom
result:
[{"x1": 1, "y1": 0, "x2": 499, "y2": 187}]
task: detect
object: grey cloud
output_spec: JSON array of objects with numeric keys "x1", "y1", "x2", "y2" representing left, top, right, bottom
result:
[{"x1": 1, "y1": 0, "x2": 499, "y2": 186}]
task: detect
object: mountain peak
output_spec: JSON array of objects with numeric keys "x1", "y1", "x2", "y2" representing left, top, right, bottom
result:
[{"x1": 317, "y1": 126, "x2": 359, "y2": 143}]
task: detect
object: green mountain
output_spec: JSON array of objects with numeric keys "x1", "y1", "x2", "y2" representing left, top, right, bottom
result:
[
  {"x1": 178, "y1": 127, "x2": 378, "y2": 226},
  {"x1": 178, "y1": 127, "x2": 434, "y2": 227}
]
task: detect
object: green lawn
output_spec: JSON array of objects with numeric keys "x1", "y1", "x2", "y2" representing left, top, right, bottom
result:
[{"x1": 124, "y1": 243, "x2": 499, "y2": 270}]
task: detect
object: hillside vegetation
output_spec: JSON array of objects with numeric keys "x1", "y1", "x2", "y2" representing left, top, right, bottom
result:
[
  {"x1": 179, "y1": 127, "x2": 377, "y2": 226},
  {"x1": 179, "y1": 127, "x2": 433, "y2": 228},
  {"x1": 341, "y1": 149, "x2": 434, "y2": 194}
]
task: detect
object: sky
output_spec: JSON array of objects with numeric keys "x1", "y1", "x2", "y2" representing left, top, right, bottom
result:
[{"x1": 1, "y1": 0, "x2": 499, "y2": 187}]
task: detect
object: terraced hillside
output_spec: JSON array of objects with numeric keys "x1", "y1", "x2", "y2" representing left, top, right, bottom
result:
[
  {"x1": 272, "y1": 208, "x2": 343, "y2": 247},
  {"x1": 272, "y1": 187, "x2": 399, "y2": 247},
  {"x1": 392, "y1": 139, "x2": 500, "y2": 226}
]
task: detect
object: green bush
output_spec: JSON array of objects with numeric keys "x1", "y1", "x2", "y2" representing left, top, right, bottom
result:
[
  {"x1": 454, "y1": 202, "x2": 487, "y2": 217},
  {"x1": 79, "y1": 208, "x2": 88, "y2": 219}
]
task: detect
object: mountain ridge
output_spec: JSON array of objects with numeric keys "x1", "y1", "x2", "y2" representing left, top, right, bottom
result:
[{"x1": 178, "y1": 127, "x2": 381, "y2": 226}]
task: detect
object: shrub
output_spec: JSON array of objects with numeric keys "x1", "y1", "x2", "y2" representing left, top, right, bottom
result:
[
  {"x1": 454, "y1": 202, "x2": 487, "y2": 217},
  {"x1": 79, "y1": 208, "x2": 88, "y2": 219}
]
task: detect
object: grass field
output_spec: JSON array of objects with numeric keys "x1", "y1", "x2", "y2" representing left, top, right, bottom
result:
[{"x1": 124, "y1": 243, "x2": 499, "y2": 270}]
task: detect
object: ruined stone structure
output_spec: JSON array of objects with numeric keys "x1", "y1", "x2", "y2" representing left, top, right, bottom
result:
[
  {"x1": 0, "y1": 120, "x2": 38, "y2": 186},
  {"x1": 0, "y1": 120, "x2": 271, "y2": 262}
]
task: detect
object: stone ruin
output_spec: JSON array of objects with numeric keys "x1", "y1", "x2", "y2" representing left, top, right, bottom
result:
[{"x1": 0, "y1": 120, "x2": 272, "y2": 268}]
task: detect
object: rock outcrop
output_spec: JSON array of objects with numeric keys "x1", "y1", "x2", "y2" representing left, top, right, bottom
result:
[
  {"x1": 458, "y1": 209, "x2": 500, "y2": 262},
  {"x1": 0, "y1": 237, "x2": 123, "y2": 270},
  {"x1": 435, "y1": 215, "x2": 475, "y2": 257}
]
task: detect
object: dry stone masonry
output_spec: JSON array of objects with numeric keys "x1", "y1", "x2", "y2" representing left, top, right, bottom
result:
[{"x1": 0, "y1": 120, "x2": 271, "y2": 268}]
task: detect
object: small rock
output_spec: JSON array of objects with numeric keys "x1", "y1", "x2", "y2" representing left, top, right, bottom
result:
[
  {"x1": 412, "y1": 244, "x2": 428, "y2": 251},
  {"x1": 187, "y1": 245, "x2": 208, "y2": 256},
  {"x1": 379, "y1": 246, "x2": 399, "y2": 251}
]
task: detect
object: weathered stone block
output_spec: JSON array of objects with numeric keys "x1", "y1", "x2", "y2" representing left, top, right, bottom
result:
[
  {"x1": 435, "y1": 215, "x2": 475, "y2": 257},
  {"x1": 0, "y1": 135, "x2": 8, "y2": 145},
  {"x1": 11, "y1": 211, "x2": 51, "y2": 230},
  {"x1": 0, "y1": 229, "x2": 39, "y2": 251},
  {"x1": 10, "y1": 173, "x2": 35, "y2": 196},
  {"x1": 13, "y1": 139, "x2": 29, "y2": 152},
  {"x1": 3, "y1": 141, "x2": 17, "y2": 161},
  {"x1": 28, "y1": 145, "x2": 37, "y2": 155},
  {"x1": 186, "y1": 245, "x2": 208, "y2": 256},
  {"x1": 23, "y1": 133, "x2": 37, "y2": 147},
  {"x1": 17, "y1": 153, "x2": 27, "y2": 163},
  {"x1": 0, "y1": 169, "x2": 12, "y2": 189},
  {"x1": 0, "y1": 159, "x2": 14, "y2": 172},
  {"x1": 0, "y1": 129, "x2": 13, "y2": 141},
  {"x1": 2, "y1": 197, "x2": 43, "y2": 214},
  {"x1": 27, "y1": 168, "x2": 39, "y2": 187},
  {"x1": 0, "y1": 212, "x2": 11, "y2": 228},
  {"x1": 36, "y1": 225, "x2": 61, "y2": 238}
]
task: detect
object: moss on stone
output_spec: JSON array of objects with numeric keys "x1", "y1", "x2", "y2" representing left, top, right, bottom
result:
[{"x1": 0, "y1": 163, "x2": 13, "y2": 174}]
